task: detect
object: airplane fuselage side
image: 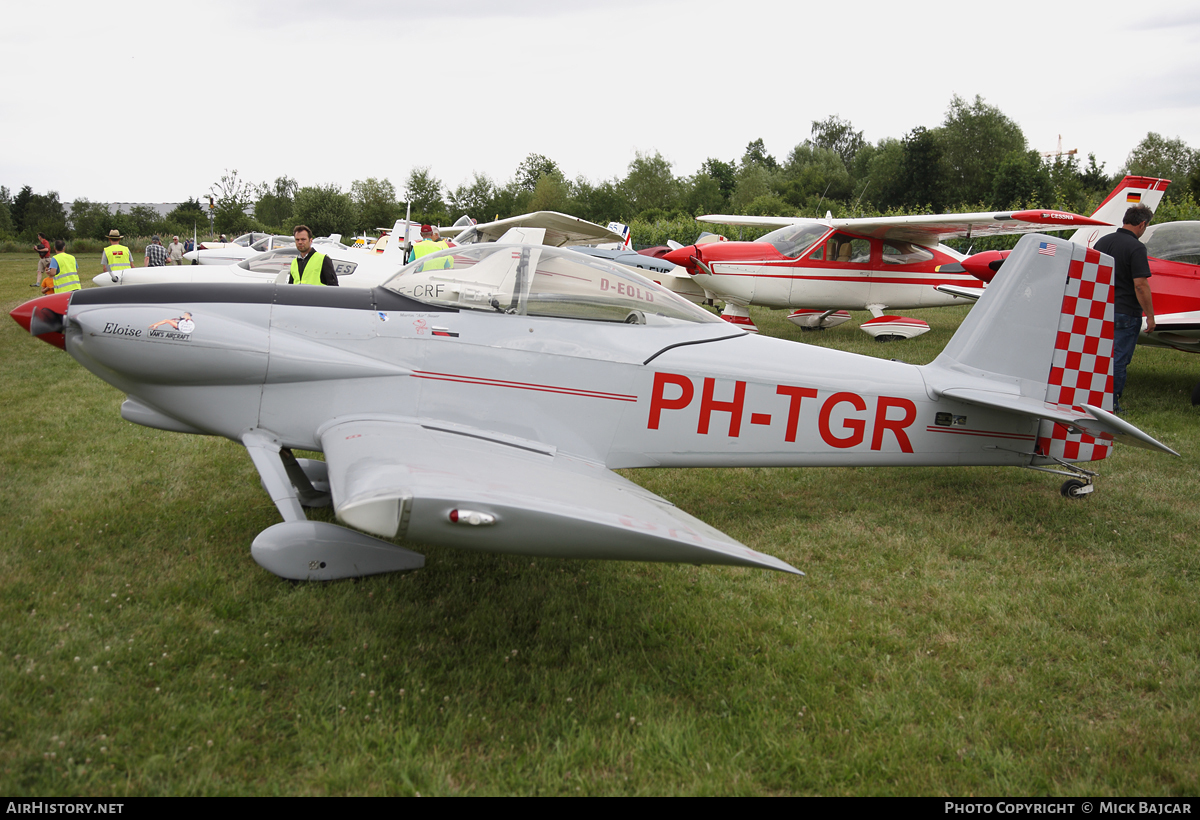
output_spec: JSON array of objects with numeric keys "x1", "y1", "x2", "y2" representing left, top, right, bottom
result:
[{"x1": 61, "y1": 284, "x2": 1037, "y2": 472}]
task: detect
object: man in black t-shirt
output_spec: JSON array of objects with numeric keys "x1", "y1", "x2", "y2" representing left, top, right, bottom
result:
[{"x1": 1094, "y1": 204, "x2": 1155, "y2": 413}]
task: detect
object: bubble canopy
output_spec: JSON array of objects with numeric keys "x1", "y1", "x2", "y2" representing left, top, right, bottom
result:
[{"x1": 382, "y1": 244, "x2": 723, "y2": 325}]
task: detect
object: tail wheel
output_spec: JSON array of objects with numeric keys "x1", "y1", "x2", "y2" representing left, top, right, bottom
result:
[{"x1": 1061, "y1": 479, "x2": 1090, "y2": 499}]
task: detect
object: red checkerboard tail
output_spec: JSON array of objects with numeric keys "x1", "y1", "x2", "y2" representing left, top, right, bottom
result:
[
  {"x1": 1035, "y1": 246, "x2": 1114, "y2": 463},
  {"x1": 924, "y1": 233, "x2": 1176, "y2": 466}
]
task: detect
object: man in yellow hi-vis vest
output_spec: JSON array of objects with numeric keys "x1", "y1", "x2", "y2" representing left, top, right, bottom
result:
[
  {"x1": 409, "y1": 224, "x2": 452, "y2": 271},
  {"x1": 48, "y1": 239, "x2": 81, "y2": 293},
  {"x1": 288, "y1": 225, "x2": 339, "y2": 286},
  {"x1": 101, "y1": 229, "x2": 133, "y2": 281}
]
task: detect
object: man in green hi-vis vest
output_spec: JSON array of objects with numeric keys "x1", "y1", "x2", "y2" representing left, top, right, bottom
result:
[
  {"x1": 288, "y1": 225, "x2": 339, "y2": 286},
  {"x1": 49, "y1": 239, "x2": 81, "y2": 292}
]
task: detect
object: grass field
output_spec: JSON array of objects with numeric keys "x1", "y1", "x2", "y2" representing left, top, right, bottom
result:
[{"x1": 2, "y1": 253, "x2": 1198, "y2": 796}]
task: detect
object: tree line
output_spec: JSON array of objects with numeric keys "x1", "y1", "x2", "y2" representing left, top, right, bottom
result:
[{"x1": 4, "y1": 95, "x2": 1199, "y2": 248}]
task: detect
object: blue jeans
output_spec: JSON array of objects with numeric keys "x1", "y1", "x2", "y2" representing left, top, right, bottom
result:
[{"x1": 1112, "y1": 313, "x2": 1141, "y2": 411}]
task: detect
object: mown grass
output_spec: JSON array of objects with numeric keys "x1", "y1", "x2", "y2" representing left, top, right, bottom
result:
[{"x1": 2, "y1": 254, "x2": 1198, "y2": 795}]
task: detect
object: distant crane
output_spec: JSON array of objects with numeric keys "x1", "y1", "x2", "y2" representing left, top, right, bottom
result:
[{"x1": 1041, "y1": 134, "x2": 1079, "y2": 159}]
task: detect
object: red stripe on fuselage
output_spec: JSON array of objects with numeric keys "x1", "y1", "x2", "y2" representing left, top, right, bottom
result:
[
  {"x1": 708, "y1": 269, "x2": 978, "y2": 287},
  {"x1": 411, "y1": 370, "x2": 638, "y2": 402},
  {"x1": 925, "y1": 426, "x2": 1035, "y2": 441}
]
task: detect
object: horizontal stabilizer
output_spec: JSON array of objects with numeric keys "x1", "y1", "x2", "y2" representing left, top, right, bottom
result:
[
  {"x1": 318, "y1": 417, "x2": 801, "y2": 574},
  {"x1": 938, "y1": 388, "x2": 1178, "y2": 455}
]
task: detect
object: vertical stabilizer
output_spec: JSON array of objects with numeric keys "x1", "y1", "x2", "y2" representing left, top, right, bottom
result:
[
  {"x1": 607, "y1": 222, "x2": 633, "y2": 250},
  {"x1": 1070, "y1": 175, "x2": 1170, "y2": 246},
  {"x1": 378, "y1": 218, "x2": 420, "y2": 259},
  {"x1": 926, "y1": 234, "x2": 1116, "y2": 463}
]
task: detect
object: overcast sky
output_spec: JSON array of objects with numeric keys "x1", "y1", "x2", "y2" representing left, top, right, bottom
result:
[{"x1": 4, "y1": 0, "x2": 1198, "y2": 205}]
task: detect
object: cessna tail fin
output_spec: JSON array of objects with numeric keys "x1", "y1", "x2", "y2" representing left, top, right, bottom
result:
[
  {"x1": 1070, "y1": 175, "x2": 1171, "y2": 247},
  {"x1": 922, "y1": 234, "x2": 1176, "y2": 462}
]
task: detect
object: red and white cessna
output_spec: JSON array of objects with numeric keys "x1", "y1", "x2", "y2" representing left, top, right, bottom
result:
[{"x1": 661, "y1": 179, "x2": 1169, "y2": 339}]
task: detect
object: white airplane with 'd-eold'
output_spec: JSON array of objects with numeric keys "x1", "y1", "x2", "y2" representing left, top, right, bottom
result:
[{"x1": 12, "y1": 234, "x2": 1177, "y2": 582}]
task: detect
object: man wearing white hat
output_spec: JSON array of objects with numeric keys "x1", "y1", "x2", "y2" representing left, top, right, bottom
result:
[{"x1": 101, "y1": 229, "x2": 133, "y2": 280}]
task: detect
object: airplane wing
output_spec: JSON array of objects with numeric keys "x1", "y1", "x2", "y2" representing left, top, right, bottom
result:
[
  {"x1": 317, "y1": 417, "x2": 801, "y2": 574},
  {"x1": 698, "y1": 214, "x2": 821, "y2": 229},
  {"x1": 699, "y1": 210, "x2": 1110, "y2": 245},
  {"x1": 1140, "y1": 311, "x2": 1200, "y2": 354},
  {"x1": 443, "y1": 211, "x2": 627, "y2": 247}
]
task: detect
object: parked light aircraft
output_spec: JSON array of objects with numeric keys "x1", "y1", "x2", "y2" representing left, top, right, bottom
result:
[
  {"x1": 11, "y1": 235, "x2": 1176, "y2": 581},
  {"x1": 660, "y1": 182, "x2": 1169, "y2": 338},
  {"x1": 183, "y1": 234, "x2": 298, "y2": 265},
  {"x1": 94, "y1": 234, "x2": 403, "y2": 289},
  {"x1": 93, "y1": 212, "x2": 700, "y2": 296}
]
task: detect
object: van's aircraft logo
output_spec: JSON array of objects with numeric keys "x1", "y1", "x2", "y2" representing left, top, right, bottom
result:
[{"x1": 147, "y1": 312, "x2": 195, "y2": 340}]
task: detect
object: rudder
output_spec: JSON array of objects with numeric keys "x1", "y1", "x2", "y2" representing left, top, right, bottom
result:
[{"x1": 1034, "y1": 243, "x2": 1114, "y2": 464}]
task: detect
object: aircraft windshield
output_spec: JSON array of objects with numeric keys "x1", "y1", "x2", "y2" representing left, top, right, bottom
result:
[
  {"x1": 758, "y1": 223, "x2": 830, "y2": 258},
  {"x1": 233, "y1": 232, "x2": 270, "y2": 248},
  {"x1": 1144, "y1": 223, "x2": 1200, "y2": 265},
  {"x1": 238, "y1": 248, "x2": 299, "y2": 277},
  {"x1": 450, "y1": 225, "x2": 483, "y2": 246},
  {"x1": 252, "y1": 235, "x2": 296, "y2": 253},
  {"x1": 383, "y1": 245, "x2": 723, "y2": 325},
  {"x1": 237, "y1": 248, "x2": 358, "y2": 278}
]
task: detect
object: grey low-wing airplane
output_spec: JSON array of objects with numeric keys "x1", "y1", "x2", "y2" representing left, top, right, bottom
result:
[{"x1": 11, "y1": 235, "x2": 1177, "y2": 581}]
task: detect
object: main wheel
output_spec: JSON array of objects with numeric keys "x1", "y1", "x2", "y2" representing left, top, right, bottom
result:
[{"x1": 1060, "y1": 479, "x2": 1089, "y2": 499}]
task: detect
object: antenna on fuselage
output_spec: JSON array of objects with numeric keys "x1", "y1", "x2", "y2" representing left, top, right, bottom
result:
[
  {"x1": 853, "y1": 179, "x2": 870, "y2": 212},
  {"x1": 402, "y1": 200, "x2": 412, "y2": 263},
  {"x1": 814, "y1": 182, "x2": 832, "y2": 218}
]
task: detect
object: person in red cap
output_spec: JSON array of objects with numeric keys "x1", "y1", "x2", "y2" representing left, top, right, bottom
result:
[{"x1": 408, "y1": 224, "x2": 450, "y2": 269}]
